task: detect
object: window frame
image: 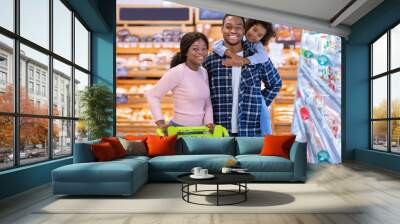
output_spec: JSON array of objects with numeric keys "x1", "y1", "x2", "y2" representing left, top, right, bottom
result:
[
  {"x1": 0, "y1": 0, "x2": 92, "y2": 171},
  {"x1": 370, "y1": 20, "x2": 400, "y2": 154}
]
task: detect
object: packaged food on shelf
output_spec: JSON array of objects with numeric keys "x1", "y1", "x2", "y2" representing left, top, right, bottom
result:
[{"x1": 292, "y1": 31, "x2": 342, "y2": 164}]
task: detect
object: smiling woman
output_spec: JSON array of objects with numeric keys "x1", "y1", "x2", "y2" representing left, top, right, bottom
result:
[{"x1": 145, "y1": 32, "x2": 214, "y2": 130}]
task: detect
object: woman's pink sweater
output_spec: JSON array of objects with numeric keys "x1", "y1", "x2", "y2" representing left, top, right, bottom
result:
[{"x1": 145, "y1": 63, "x2": 213, "y2": 126}]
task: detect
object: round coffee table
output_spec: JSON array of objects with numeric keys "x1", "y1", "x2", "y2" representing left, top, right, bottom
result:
[{"x1": 177, "y1": 173, "x2": 255, "y2": 206}]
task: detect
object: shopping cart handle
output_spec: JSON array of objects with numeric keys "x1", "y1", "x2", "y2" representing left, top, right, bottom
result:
[{"x1": 156, "y1": 125, "x2": 229, "y2": 137}]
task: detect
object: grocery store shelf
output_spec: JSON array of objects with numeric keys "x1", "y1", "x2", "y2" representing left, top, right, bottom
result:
[
  {"x1": 118, "y1": 69, "x2": 166, "y2": 78},
  {"x1": 125, "y1": 95, "x2": 173, "y2": 104},
  {"x1": 273, "y1": 121, "x2": 292, "y2": 125},
  {"x1": 117, "y1": 79, "x2": 158, "y2": 85},
  {"x1": 300, "y1": 63, "x2": 340, "y2": 112},
  {"x1": 275, "y1": 95, "x2": 295, "y2": 104},
  {"x1": 117, "y1": 102, "x2": 173, "y2": 109},
  {"x1": 296, "y1": 85, "x2": 340, "y2": 162},
  {"x1": 293, "y1": 103, "x2": 318, "y2": 162},
  {"x1": 117, "y1": 47, "x2": 179, "y2": 54},
  {"x1": 278, "y1": 65, "x2": 298, "y2": 80}
]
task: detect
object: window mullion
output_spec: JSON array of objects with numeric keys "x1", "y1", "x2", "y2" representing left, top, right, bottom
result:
[
  {"x1": 71, "y1": 10, "x2": 76, "y2": 154},
  {"x1": 48, "y1": 0, "x2": 54, "y2": 160},
  {"x1": 13, "y1": 0, "x2": 20, "y2": 167},
  {"x1": 387, "y1": 29, "x2": 391, "y2": 152}
]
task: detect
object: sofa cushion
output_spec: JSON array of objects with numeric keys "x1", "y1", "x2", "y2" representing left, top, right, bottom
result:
[
  {"x1": 148, "y1": 154, "x2": 235, "y2": 172},
  {"x1": 119, "y1": 138, "x2": 147, "y2": 156},
  {"x1": 260, "y1": 135, "x2": 296, "y2": 159},
  {"x1": 236, "y1": 155, "x2": 293, "y2": 172},
  {"x1": 91, "y1": 142, "x2": 118, "y2": 161},
  {"x1": 178, "y1": 137, "x2": 235, "y2": 155},
  {"x1": 146, "y1": 135, "x2": 177, "y2": 157},
  {"x1": 73, "y1": 139, "x2": 101, "y2": 163},
  {"x1": 115, "y1": 155, "x2": 150, "y2": 164},
  {"x1": 235, "y1": 137, "x2": 264, "y2": 155},
  {"x1": 101, "y1": 137, "x2": 127, "y2": 158},
  {"x1": 52, "y1": 159, "x2": 147, "y2": 183}
]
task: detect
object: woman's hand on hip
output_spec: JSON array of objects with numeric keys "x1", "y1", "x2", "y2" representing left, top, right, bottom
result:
[
  {"x1": 206, "y1": 123, "x2": 215, "y2": 133},
  {"x1": 156, "y1": 120, "x2": 170, "y2": 135}
]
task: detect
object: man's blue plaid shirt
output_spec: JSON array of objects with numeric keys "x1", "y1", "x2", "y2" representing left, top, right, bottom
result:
[{"x1": 203, "y1": 42, "x2": 282, "y2": 136}]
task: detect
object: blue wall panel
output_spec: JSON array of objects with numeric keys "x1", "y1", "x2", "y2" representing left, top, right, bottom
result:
[
  {"x1": 0, "y1": 158, "x2": 72, "y2": 199},
  {"x1": 345, "y1": 0, "x2": 400, "y2": 171}
]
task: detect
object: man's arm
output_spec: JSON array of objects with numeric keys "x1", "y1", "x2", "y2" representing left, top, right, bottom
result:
[{"x1": 260, "y1": 58, "x2": 282, "y2": 106}]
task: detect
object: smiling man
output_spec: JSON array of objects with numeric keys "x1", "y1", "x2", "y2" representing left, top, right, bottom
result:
[{"x1": 203, "y1": 15, "x2": 282, "y2": 136}]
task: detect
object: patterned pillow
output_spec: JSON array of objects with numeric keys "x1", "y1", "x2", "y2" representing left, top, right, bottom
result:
[{"x1": 119, "y1": 138, "x2": 147, "y2": 156}]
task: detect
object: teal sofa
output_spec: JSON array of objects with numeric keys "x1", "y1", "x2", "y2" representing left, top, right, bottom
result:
[{"x1": 52, "y1": 137, "x2": 307, "y2": 196}]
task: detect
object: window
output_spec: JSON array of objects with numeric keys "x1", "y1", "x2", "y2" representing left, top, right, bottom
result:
[
  {"x1": 53, "y1": 119, "x2": 72, "y2": 158},
  {"x1": 0, "y1": 55, "x2": 7, "y2": 67},
  {"x1": 0, "y1": 1, "x2": 91, "y2": 170},
  {"x1": 53, "y1": 59, "x2": 72, "y2": 117},
  {"x1": 28, "y1": 81, "x2": 34, "y2": 94},
  {"x1": 0, "y1": 72, "x2": 6, "y2": 85},
  {"x1": 53, "y1": 0, "x2": 72, "y2": 60},
  {"x1": 0, "y1": 0, "x2": 14, "y2": 32},
  {"x1": 36, "y1": 84, "x2": 40, "y2": 95},
  {"x1": 28, "y1": 67, "x2": 34, "y2": 80},
  {"x1": 20, "y1": 0, "x2": 49, "y2": 49},
  {"x1": 35, "y1": 70, "x2": 41, "y2": 81},
  {"x1": 42, "y1": 85, "x2": 46, "y2": 97},
  {"x1": 75, "y1": 17, "x2": 90, "y2": 70},
  {"x1": 0, "y1": 54, "x2": 8, "y2": 90},
  {"x1": 371, "y1": 23, "x2": 400, "y2": 154},
  {"x1": 0, "y1": 35, "x2": 13, "y2": 113},
  {"x1": 0, "y1": 116, "x2": 13, "y2": 170}
]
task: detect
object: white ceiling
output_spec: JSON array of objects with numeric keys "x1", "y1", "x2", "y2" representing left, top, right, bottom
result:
[{"x1": 172, "y1": 0, "x2": 384, "y2": 38}]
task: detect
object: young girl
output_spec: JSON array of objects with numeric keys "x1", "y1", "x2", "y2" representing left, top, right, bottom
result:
[
  {"x1": 146, "y1": 32, "x2": 214, "y2": 132},
  {"x1": 213, "y1": 19, "x2": 276, "y2": 135}
]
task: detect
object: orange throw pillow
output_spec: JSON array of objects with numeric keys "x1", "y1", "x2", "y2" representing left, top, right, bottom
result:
[
  {"x1": 101, "y1": 137, "x2": 126, "y2": 158},
  {"x1": 146, "y1": 135, "x2": 177, "y2": 157},
  {"x1": 91, "y1": 142, "x2": 117, "y2": 162},
  {"x1": 260, "y1": 135, "x2": 296, "y2": 159}
]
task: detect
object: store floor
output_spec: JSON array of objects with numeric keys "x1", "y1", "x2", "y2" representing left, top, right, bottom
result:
[{"x1": 1, "y1": 162, "x2": 400, "y2": 224}]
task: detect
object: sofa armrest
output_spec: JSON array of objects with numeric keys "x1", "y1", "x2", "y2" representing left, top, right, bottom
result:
[
  {"x1": 73, "y1": 140, "x2": 100, "y2": 163},
  {"x1": 289, "y1": 141, "x2": 307, "y2": 181}
]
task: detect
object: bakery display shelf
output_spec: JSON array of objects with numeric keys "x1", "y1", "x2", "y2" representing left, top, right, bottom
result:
[
  {"x1": 117, "y1": 47, "x2": 179, "y2": 54},
  {"x1": 275, "y1": 95, "x2": 295, "y2": 104},
  {"x1": 273, "y1": 121, "x2": 292, "y2": 125},
  {"x1": 117, "y1": 103, "x2": 173, "y2": 109},
  {"x1": 118, "y1": 69, "x2": 166, "y2": 78},
  {"x1": 124, "y1": 96, "x2": 173, "y2": 104},
  {"x1": 117, "y1": 79, "x2": 159, "y2": 85},
  {"x1": 278, "y1": 65, "x2": 298, "y2": 80},
  {"x1": 125, "y1": 93, "x2": 172, "y2": 97}
]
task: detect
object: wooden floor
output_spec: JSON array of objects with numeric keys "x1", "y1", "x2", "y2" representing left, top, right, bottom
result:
[{"x1": 1, "y1": 162, "x2": 400, "y2": 224}]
